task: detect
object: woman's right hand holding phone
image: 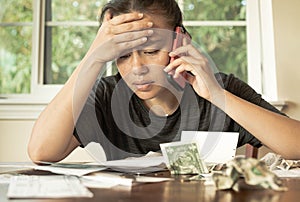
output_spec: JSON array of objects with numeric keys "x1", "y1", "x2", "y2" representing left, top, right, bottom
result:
[{"x1": 164, "y1": 40, "x2": 223, "y2": 103}]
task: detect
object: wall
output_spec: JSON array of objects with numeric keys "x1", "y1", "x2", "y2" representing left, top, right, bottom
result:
[
  {"x1": 1, "y1": 0, "x2": 300, "y2": 162},
  {"x1": 0, "y1": 120, "x2": 94, "y2": 162},
  {"x1": 273, "y1": 0, "x2": 300, "y2": 120},
  {"x1": 0, "y1": 120, "x2": 33, "y2": 162}
]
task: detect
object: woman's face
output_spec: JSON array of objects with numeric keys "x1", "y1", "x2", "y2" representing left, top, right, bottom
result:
[{"x1": 116, "y1": 14, "x2": 174, "y2": 100}]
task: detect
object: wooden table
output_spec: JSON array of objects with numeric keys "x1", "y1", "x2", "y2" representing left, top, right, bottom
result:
[{"x1": 0, "y1": 168, "x2": 299, "y2": 202}]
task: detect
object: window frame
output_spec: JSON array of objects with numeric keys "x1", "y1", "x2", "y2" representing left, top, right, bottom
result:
[
  {"x1": 0, "y1": 0, "x2": 281, "y2": 120},
  {"x1": 246, "y1": 0, "x2": 278, "y2": 101}
]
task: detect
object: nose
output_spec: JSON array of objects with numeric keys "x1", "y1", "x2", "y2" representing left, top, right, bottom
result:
[{"x1": 131, "y1": 52, "x2": 149, "y2": 75}]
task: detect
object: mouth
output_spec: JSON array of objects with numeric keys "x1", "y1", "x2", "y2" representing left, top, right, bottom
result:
[{"x1": 133, "y1": 81, "x2": 155, "y2": 91}]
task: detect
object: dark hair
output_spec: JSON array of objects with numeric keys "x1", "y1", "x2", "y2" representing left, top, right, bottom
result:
[{"x1": 99, "y1": 0, "x2": 183, "y2": 29}]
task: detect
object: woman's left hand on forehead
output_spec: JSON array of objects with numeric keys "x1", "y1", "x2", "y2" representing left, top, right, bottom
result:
[{"x1": 87, "y1": 12, "x2": 154, "y2": 63}]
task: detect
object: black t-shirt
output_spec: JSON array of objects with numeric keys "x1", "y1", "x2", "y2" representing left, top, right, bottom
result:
[{"x1": 74, "y1": 73, "x2": 284, "y2": 160}]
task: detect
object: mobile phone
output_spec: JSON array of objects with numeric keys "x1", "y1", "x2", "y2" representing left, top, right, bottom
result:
[{"x1": 166, "y1": 26, "x2": 192, "y2": 91}]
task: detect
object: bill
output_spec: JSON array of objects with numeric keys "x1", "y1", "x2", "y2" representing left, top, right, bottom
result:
[
  {"x1": 212, "y1": 157, "x2": 288, "y2": 191},
  {"x1": 160, "y1": 141, "x2": 208, "y2": 175}
]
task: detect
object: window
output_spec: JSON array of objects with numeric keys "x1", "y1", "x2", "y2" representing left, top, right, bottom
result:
[
  {"x1": 44, "y1": 0, "x2": 248, "y2": 84},
  {"x1": 43, "y1": 0, "x2": 103, "y2": 84},
  {"x1": 0, "y1": 0, "x2": 279, "y2": 118},
  {"x1": 180, "y1": 0, "x2": 247, "y2": 82},
  {"x1": 0, "y1": 0, "x2": 33, "y2": 94}
]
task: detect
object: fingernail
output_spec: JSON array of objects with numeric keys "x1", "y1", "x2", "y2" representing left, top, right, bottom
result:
[
  {"x1": 147, "y1": 22, "x2": 153, "y2": 27},
  {"x1": 147, "y1": 30, "x2": 153, "y2": 35},
  {"x1": 138, "y1": 13, "x2": 143, "y2": 18}
]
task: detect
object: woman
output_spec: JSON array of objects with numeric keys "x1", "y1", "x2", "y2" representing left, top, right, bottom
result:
[{"x1": 28, "y1": 0, "x2": 300, "y2": 163}]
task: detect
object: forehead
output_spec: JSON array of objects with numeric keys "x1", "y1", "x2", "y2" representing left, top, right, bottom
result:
[
  {"x1": 135, "y1": 13, "x2": 174, "y2": 51},
  {"x1": 143, "y1": 13, "x2": 173, "y2": 30}
]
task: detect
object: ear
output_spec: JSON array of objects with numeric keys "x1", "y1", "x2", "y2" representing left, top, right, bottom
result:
[{"x1": 103, "y1": 9, "x2": 113, "y2": 22}]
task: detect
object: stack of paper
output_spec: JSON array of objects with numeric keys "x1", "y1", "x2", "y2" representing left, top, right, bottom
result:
[{"x1": 7, "y1": 175, "x2": 93, "y2": 198}]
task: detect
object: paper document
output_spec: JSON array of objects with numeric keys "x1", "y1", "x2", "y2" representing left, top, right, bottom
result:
[
  {"x1": 32, "y1": 163, "x2": 106, "y2": 176},
  {"x1": 181, "y1": 131, "x2": 239, "y2": 164},
  {"x1": 33, "y1": 155, "x2": 166, "y2": 175},
  {"x1": 37, "y1": 154, "x2": 167, "y2": 174},
  {"x1": 0, "y1": 155, "x2": 166, "y2": 176},
  {"x1": 0, "y1": 174, "x2": 13, "y2": 184},
  {"x1": 103, "y1": 156, "x2": 165, "y2": 168},
  {"x1": 82, "y1": 171, "x2": 172, "y2": 189},
  {"x1": 0, "y1": 162, "x2": 106, "y2": 177},
  {"x1": 273, "y1": 168, "x2": 300, "y2": 178},
  {"x1": 101, "y1": 155, "x2": 166, "y2": 173},
  {"x1": 7, "y1": 175, "x2": 93, "y2": 198},
  {"x1": 82, "y1": 172, "x2": 133, "y2": 188}
]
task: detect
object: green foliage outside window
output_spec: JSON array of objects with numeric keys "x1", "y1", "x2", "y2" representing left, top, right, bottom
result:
[
  {"x1": 44, "y1": 0, "x2": 102, "y2": 84},
  {"x1": 0, "y1": 0, "x2": 32, "y2": 94},
  {"x1": 183, "y1": 0, "x2": 247, "y2": 81}
]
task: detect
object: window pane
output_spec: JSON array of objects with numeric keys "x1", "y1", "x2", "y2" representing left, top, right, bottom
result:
[
  {"x1": 0, "y1": 0, "x2": 32, "y2": 94},
  {"x1": 187, "y1": 26, "x2": 247, "y2": 82},
  {"x1": 0, "y1": 26, "x2": 32, "y2": 94},
  {"x1": 51, "y1": 0, "x2": 106, "y2": 21},
  {"x1": 44, "y1": 26, "x2": 97, "y2": 84},
  {"x1": 0, "y1": 0, "x2": 33, "y2": 22},
  {"x1": 183, "y1": 0, "x2": 246, "y2": 21}
]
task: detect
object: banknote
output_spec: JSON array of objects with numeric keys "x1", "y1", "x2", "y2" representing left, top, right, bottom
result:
[
  {"x1": 212, "y1": 157, "x2": 287, "y2": 191},
  {"x1": 160, "y1": 141, "x2": 208, "y2": 175},
  {"x1": 277, "y1": 159, "x2": 300, "y2": 170},
  {"x1": 260, "y1": 152, "x2": 300, "y2": 171}
]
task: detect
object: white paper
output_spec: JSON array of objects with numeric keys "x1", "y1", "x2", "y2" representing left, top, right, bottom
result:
[
  {"x1": 7, "y1": 175, "x2": 93, "y2": 198},
  {"x1": 0, "y1": 155, "x2": 166, "y2": 176},
  {"x1": 135, "y1": 176, "x2": 172, "y2": 183},
  {"x1": 0, "y1": 162, "x2": 106, "y2": 177},
  {"x1": 81, "y1": 171, "x2": 172, "y2": 189},
  {"x1": 33, "y1": 155, "x2": 166, "y2": 175},
  {"x1": 98, "y1": 155, "x2": 166, "y2": 173},
  {"x1": 273, "y1": 168, "x2": 300, "y2": 178},
  {"x1": 31, "y1": 164, "x2": 106, "y2": 176},
  {"x1": 0, "y1": 174, "x2": 13, "y2": 184},
  {"x1": 81, "y1": 172, "x2": 133, "y2": 188},
  {"x1": 102, "y1": 156, "x2": 165, "y2": 168},
  {"x1": 181, "y1": 131, "x2": 239, "y2": 164}
]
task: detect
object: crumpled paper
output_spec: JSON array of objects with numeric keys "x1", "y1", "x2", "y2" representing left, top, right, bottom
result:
[{"x1": 212, "y1": 156, "x2": 287, "y2": 191}]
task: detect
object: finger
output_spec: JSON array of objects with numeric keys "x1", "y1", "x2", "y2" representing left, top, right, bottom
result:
[
  {"x1": 116, "y1": 37, "x2": 149, "y2": 54},
  {"x1": 109, "y1": 12, "x2": 144, "y2": 25},
  {"x1": 182, "y1": 37, "x2": 188, "y2": 46},
  {"x1": 113, "y1": 29, "x2": 153, "y2": 44},
  {"x1": 164, "y1": 59, "x2": 179, "y2": 73},
  {"x1": 180, "y1": 56, "x2": 202, "y2": 67},
  {"x1": 173, "y1": 61, "x2": 195, "y2": 78},
  {"x1": 164, "y1": 55, "x2": 192, "y2": 72},
  {"x1": 185, "y1": 72, "x2": 195, "y2": 84},
  {"x1": 171, "y1": 44, "x2": 199, "y2": 59},
  {"x1": 102, "y1": 10, "x2": 113, "y2": 22},
  {"x1": 173, "y1": 64, "x2": 187, "y2": 78},
  {"x1": 110, "y1": 20, "x2": 153, "y2": 35}
]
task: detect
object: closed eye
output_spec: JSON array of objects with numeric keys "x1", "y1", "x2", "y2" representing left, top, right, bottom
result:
[
  {"x1": 143, "y1": 49, "x2": 159, "y2": 55},
  {"x1": 119, "y1": 53, "x2": 131, "y2": 60}
]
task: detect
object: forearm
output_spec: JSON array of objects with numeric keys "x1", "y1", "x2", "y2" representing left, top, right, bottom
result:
[
  {"x1": 27, "y1": 12, "x2": 162, "y2": 162},
  {"x1": 213, "y1": 90, "x2": 300, "y2": 159},
  {"x1": 28, "y1": 58, "x2": 105, "y2": 163}
]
